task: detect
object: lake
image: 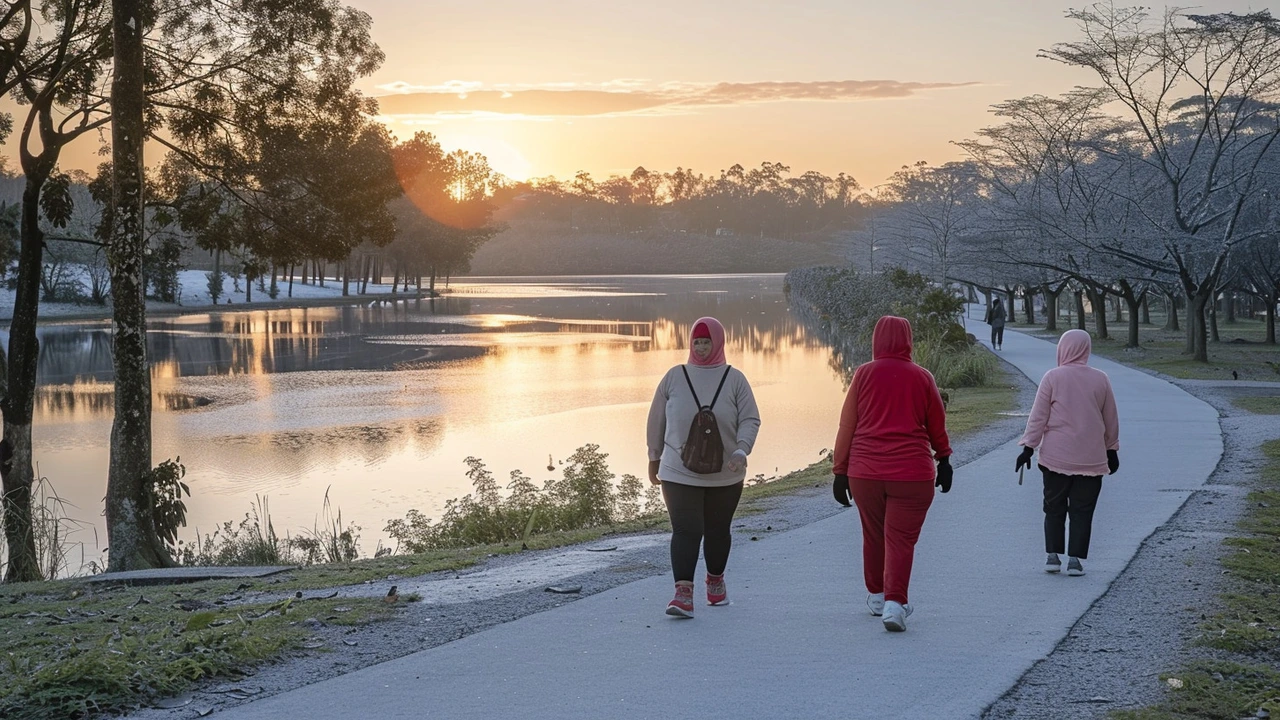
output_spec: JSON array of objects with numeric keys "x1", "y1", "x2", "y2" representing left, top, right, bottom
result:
[{"x1": 19, "y1": 274, "x2": 848, "y2": 570}]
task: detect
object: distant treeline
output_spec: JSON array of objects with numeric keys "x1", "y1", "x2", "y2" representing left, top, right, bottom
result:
[{"x1": 471, "y1": 163, "x2": 865, "y2": 274}]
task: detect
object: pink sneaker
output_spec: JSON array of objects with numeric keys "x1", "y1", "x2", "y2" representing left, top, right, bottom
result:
[
  {"x1": 666, "y1": 582, "x2": 694, "y2": 618},
  {"x1": 706, "y1": 573, "x2": 728, "y2": 606}
]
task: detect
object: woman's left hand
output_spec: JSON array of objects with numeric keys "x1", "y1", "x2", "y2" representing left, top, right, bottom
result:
[{"x1": 726, "y1": 449, "x2": 748, "y2": 473}]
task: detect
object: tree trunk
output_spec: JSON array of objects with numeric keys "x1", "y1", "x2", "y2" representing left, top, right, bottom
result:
[
  {"x1": 1074, "y1": 289, "x2": 1087, "y2": 330},
  {"x1": 1164, "y1": 292, "x2": 1180, "y2": 332},
  {"x1": 1, "y1": 159, "x2": 55, "y2": 582},
  {"x1": 288, "y1": 264, "x2": 295, "y2": 298},
  {"x1": 1266, "y1": 291, "x2": 1277, "y2": 345},
  {"x1": 1226, "y1": 291, "x2": 1236, "y2": 324},
  {"x1": 1042, "y1": 284, "x2": 1059, "y2": 332},
  {"x1": 1089, "y1": 288, "x2": 1109, "y2": 340},
  {"x1": 390, "y1": 262, "x2": 398, "y2": 295},
  {"x1": 244, "y1": 272, "x2": 252, "y2": 303},
  {"x1": 1141, "y1": 294, "x2": 1150, "y2": 325},
  {"x1": 105, "y1": 0, "x2": 171, "y2": 572},
  {"x1": 430, "y1": 266, "x2": 437, "y2": 295},
  {"x1": 1023, "y1": 290, "x2": 1035, "y2": 325},
  {"x1": 1113, "y1": 295, "x2": 1122, "y2": 323},
  {"x1": 1117, "y1": 280, "x2": 1142, "y2": 348},
  {"x1": 360, "y1": 255, "x2": 370, "y2": 294},
  {"x1": 1209, "y1": 298, "x2": 1220, "y2": 343},
  {"x1": 318, "y1": 260, "x2": 326, "y2": 288},
  {"x1": 300, "y1": 259, "x2": 308, "y2": 286},
  {"x1": 1188, "y1": 291, "x2": 1210, "y2": 361},
  {"x1": 342, "y1": 257, "x2": 350, "y2": 296}
]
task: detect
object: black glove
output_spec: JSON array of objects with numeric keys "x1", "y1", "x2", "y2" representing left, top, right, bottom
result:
[
  {"x1": 935, "y1": 457, "x2": 953, "y2": 493},
  {"x1": 1107, "y1": 449, "x2": 1119, "y2": 475},
  {"x1": 1015, "y1": 446, "x2": 1034, "y2": 472},
  {"x1": 833, "y1": 474, "x2": 851, "y2": 507}
]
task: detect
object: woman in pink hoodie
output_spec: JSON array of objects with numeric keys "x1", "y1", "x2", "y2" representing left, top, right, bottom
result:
[{"x1": 1016, "y1": 329, "x2": 1120, "y2": 576}]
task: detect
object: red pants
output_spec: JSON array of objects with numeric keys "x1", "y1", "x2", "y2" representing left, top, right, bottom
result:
[{"x1": 849, "y1": 478, "x2": 934, "y2": 605}]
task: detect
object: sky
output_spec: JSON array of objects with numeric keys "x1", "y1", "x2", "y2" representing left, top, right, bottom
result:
[
  {"x1": 345, "y1": 0, "x2": 1253, "y2": 186},
  {"x1": 6, "y1": 1, "x2": 1261, "y2": 189}
]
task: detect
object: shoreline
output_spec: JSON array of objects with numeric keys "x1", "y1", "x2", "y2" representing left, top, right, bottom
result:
[{"x1": 7, "y1": 289, "x2": 442, "y2": 326}]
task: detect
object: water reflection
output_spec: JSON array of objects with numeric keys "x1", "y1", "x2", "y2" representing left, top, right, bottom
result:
[{"x1": 27, "y1": 275, "x2": 848, "y2": 570}]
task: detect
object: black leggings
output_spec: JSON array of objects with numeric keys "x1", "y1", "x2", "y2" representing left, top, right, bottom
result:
[
  {"x1": 1042, "y1": 467, "x2": 1103, "y2": 558},
  {"x1": 662, "y1": 481, "x2": 744, "y2": 582},
  {"x1": 991, "y1": 325, "x2": 1005, "y2": 346}
]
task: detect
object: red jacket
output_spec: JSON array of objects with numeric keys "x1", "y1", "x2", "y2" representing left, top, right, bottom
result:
[{"x1": 833, "y1": 316, "x2": 952, "y2": 481}]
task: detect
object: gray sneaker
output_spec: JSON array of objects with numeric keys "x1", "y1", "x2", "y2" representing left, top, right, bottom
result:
[
  {"x1": 1045, "y1": 553, "x2": 1062, "y2": 574},
  {"x1": 1067, "y1": 557, "x2": 1084, "y2": 576},
  {"x1": 882, "y1": 600, "x2": 913, "y2": 632},
  {"x1": 867, "y1": 592, "x2": 885, "y2": 616}
]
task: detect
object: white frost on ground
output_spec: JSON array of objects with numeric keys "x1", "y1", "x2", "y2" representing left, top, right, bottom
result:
[{"x1": 0, "y1": 269, "x2": 411, "y2": 321}]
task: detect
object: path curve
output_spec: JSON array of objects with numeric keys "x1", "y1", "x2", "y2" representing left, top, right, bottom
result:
[{"x1": 211, "y1": 327, "x2": 1222, "y2": 719}]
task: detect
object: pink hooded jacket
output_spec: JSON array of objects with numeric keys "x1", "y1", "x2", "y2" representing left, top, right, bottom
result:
[{"x1": 1020, "y1": 330, "x2": 1120, "y2": 477}]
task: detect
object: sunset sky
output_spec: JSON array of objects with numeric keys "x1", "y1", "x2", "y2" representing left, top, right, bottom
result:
[
  {"x1": 7, "y1": 1, "x2": 1261, "y2": 188},
  {"x1": 349, "y1": 0, "x2": 1252, "y2": 186}
]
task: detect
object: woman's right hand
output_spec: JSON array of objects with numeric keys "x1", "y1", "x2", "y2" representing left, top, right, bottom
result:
[
  {"x1": 648, "y1": 460, "x2": 661, "y2": 485},
  {"x1": 1015, "y1": 446, "x2": 1034, "y2": 472}
]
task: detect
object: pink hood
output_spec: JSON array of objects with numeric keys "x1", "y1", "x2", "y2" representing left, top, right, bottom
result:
[
  {"x1": 1057, "y1": 329, "x2": 1092, "y2": 366},
  {"x1": 688, "y1": 317, "x2": 727, "y2": 367},
  {"x1": 1020, "y1": 330, "x2": 1121, "y2": 476}
]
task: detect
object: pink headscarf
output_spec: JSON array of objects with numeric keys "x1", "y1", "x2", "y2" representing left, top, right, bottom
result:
[{"x1": 687, "y1": 317, "x2": 727, "y2": 367}]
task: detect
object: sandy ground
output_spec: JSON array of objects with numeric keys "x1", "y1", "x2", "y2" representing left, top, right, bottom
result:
[{"x1": 117, "y1": 362, "x2": 1040, "y2": 719}]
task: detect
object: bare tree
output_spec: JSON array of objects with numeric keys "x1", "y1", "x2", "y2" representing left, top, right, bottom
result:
[{"x1": 1044, "y1": 6, "x2": 1280, "y2": 361}]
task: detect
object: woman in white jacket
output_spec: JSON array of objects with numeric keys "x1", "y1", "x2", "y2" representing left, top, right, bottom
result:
[{"x1": 646, "y1": 317, "x2": 761, "y2": 618}]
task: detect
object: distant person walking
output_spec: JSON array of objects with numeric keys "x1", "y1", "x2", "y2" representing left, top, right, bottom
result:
[
  {"x1": 985, "y1": 297, "x2": 1007, "y2": 350},
  {"x1": 832, "y1": 316, "x2": 952, "y2": 632},
  {"x1": 647, "y1": 317, "x2": 761, "y2": 618},
  {"x1": 1015, "y1": 329, "x2": 1120, "y2": 577}
]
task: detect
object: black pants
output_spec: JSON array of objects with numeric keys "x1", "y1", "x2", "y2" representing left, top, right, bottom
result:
[
  {"x1": 1042, "y1": 467, "x2": 1103, "y2": 558},
  {"x1": 991, "y1": 325, "x2": 1005, "y2": 346},
  {"x1": 662, "y1": 481, "x2": 744, "y2": 582}
]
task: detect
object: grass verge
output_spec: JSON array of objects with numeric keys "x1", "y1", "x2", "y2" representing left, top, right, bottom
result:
[
  {"x1": 1111, "y1": 438, "x2": 1280, "y2": 719},
  {"x1": 1013, "y1": 317, "x2": 1280, "y2": 382},
  {"x1": 1233, "y1": 397, "x2": 1280, "y2": 415},
  {"x1": 0, "y1": 587, "x2": 393, "y2": 720}
]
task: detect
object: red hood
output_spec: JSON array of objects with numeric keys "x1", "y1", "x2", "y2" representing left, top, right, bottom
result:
[{"x1": 872, "y1": 316, "x2": 914, "y2": 361}]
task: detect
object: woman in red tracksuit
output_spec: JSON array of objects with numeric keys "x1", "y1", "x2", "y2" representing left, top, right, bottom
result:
[{"x1": 832, "y1": 316, "x2": 952, "y2": 632}]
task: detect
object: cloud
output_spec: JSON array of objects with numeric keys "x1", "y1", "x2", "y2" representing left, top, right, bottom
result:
[{"x1": 373, "y1": 79, "x2": 979, "y2": 119}]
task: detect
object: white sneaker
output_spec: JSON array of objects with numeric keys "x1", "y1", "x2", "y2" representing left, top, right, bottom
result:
[
  {"x1": 1045, "y1": 553, "x2": 1062, "y2": 574},
  {"x1": 882, "y1": 600, "x2": 913, "y2": 632},
  {"x1": 1067, "y1": 557, "x2": 1085, "y2": 576},
  {"x1": 867, "y1": 592, "x2": 885, "y2": 616}
]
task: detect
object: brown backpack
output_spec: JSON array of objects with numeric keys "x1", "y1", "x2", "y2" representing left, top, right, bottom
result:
[{"x1": 679, "y1": 365, "x2": 732, "y2": 474}]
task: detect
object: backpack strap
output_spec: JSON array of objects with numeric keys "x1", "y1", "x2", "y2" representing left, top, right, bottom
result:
[
  {"x1": 708, "y1": 366, "x2": 732, "y2": 410},
  {"x1": 680, "y1": 366, "x2": 704, "y2": 408},
  {"x1": 680, "y1": 365, "x2": 733, "y2": 410}
]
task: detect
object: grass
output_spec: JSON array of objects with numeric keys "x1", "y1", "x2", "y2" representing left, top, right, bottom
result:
[
  {"x1": 1013, "y1": 316, "x2": 1280, "y2": 382},
  {"x1": 0, "y1": 584, "x2": 392, "y2": 719},
  {"x1": 1111, "y1": 438, "x2": 1280, "y2": 719},
  {"x1": 942, "y1": 364, "x2": 1021, "y2": 437},
  {"x1": 1233, "y1": 397, "x2": 1280, "y2": 415}
]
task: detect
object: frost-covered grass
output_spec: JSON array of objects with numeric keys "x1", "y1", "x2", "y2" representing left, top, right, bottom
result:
[
  {"x1": 0, "y1": 268, "x2": 426, "y2": 321},
  {"x1": 1014, "y1": 316, "x2": 1279, "y2": 382}
]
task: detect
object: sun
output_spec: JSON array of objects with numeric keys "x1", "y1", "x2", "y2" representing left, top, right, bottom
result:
[{"x1": 439, "y1": 134, "x2": 533, "y2": 182}]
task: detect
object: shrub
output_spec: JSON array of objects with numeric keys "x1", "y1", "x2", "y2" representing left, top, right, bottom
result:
[{"x1": 385, "y1": 444, "x2": 662, "y2": 552}]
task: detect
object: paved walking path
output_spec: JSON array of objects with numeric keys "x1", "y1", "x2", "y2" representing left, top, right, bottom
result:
[{"x1": 213, "y1": 328, "x2": 1221, "y2": 719}]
